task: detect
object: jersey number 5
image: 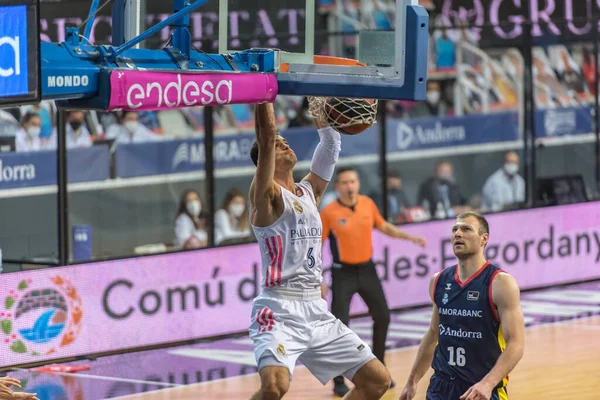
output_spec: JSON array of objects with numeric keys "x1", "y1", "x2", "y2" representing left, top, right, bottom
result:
[
  {"x1": 448, "y1": 346, "x2": 466, "y2": 367},
  {"x1": 307, "y1": 247, "x2": 315, "y2": 269}
]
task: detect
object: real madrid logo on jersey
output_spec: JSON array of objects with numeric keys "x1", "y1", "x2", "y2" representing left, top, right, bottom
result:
[{"x1": 293, "y1": 201, "x2": 303, "y2": 214}]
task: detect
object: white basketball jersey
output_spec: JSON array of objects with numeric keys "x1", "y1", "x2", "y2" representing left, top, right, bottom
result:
[{"x1": 251, "y1": 181, "x2": 323, "y2": 290}]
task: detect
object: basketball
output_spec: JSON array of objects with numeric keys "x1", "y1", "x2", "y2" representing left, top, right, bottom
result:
[{"x1": 325, "y1": 97, "x2": 377, "y2": 135}]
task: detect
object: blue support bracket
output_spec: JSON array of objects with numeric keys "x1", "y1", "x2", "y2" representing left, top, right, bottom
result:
[
  {"x1": 106, "y1": 0, "x2": 210, "y2": 63},
  {"x1": 82, "y1": 0, "x2": 101, "y2": 40},
  {"x1": 172, "y1": 0, "x2": 192, "y2": 60}
]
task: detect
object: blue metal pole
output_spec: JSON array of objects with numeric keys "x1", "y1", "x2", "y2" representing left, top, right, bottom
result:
[
  {"x1": 172, "y1": 0, "x2": 192, "y2": 59},
  {"x1": 110, "y1": 0, "x2": 208, "y2": 61},
  {"x1": 83, "y1": 0, "x2": 102, "y2": 39},
  {"x1": 111, "y1": 0, "x2": 125, "y2": 46}
]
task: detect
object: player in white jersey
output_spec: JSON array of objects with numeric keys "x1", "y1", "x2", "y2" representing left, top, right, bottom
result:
[{"x1": 247, "y1": 102, "x2": 391, "y2": 400}]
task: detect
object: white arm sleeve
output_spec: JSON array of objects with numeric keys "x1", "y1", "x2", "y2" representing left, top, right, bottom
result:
[{"x1": 310, "y1": 126, "x2": 342, "y2": 182}]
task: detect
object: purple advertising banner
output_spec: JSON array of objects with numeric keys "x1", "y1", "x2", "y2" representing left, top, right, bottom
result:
[
  {"x1": 1, "y1": 202, "x2": 600, "y2": 367},
  {"x1": 434, "y1": 0, "x2": 600, "y2": 44},
  {"x1": 108, "y1": 70, "x2": 278, "y2": 111}
]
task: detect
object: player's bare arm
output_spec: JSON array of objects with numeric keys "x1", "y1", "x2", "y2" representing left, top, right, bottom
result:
[
  {"x1": 376, "y1": 222, "x2": 427, "y2": 248},
  {"x1": 250, "y1": 103, "x2": 283, "y2": 227},
  {"x1": 399, "y1": 273, "x2": 440, "y2": 400},
  {"x1": 301, "y1": 114, "x2": 340, "y2": 206},
  {"x1": 460, "y1": 273, "x2": 525, "y2": 400}
]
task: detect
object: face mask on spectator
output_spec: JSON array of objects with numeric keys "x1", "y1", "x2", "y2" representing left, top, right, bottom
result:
[
  {"x1": 504, "y1": 162, "x2": 519, "y2": 176},
  {"x1": 426, "y1": 91, "x2": 440, "y2": 105},
  {"x1": 229, "y1": 204, "x2": 245, "y2": 217},
  {"x1": 124, "y1": 120, "x2": 139, "y2": 133},
  {"x1": 70, "y1": 121, "x2": 82, "y2": 131},
  {"x1": 187, "y1": 200, "x2": 201, "y2": 217},
  {"x1": 438, "y1": 172, "x2": 454, "y2": 184},
  {"x1": 27, "y1": 126, "x2": 41, "y2": 138}
]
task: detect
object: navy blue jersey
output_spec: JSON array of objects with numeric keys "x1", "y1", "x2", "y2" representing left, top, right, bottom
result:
[{"x1": 431, "y1": 261, "x2": 508, "y2": 389}]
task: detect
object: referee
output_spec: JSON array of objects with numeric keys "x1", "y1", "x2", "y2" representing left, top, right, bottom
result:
[{"x1": 320, "y1": 167, "x2": 427, "y2": 396}]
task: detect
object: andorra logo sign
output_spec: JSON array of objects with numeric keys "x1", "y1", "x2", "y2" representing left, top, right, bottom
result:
[{"x1": 1, "y1": 276, "x2": 83, "y2": 358}]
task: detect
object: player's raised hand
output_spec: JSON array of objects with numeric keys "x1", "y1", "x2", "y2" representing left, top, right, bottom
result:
[
  {"x1": 460, "y1": 381, "x2": 493, "y2": 400},
  {"x1": 398, "y1": 382, "x2": 417, "y2": 400},
  {"x1": 306, "y1": 97, "x2": 329, "y2": 129}
]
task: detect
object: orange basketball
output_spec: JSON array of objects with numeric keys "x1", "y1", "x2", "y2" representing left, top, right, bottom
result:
[{"x1": 326, "y1": 97, "x2": 377, "y2": 135}]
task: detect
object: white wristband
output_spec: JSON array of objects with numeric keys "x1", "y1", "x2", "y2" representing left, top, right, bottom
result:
[{"x1": 310, "y1": 127, "x2": 342, "y2": 182}]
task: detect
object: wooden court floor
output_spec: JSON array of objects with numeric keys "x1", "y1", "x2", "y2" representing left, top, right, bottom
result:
[{"x1": 116, "y1": 315, "x2": 600, "y2": 399}]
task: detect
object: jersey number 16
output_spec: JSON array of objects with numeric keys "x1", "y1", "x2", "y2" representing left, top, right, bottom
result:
[{"x1": 448, "y1": 346, "x2": 466, "y2": 367}]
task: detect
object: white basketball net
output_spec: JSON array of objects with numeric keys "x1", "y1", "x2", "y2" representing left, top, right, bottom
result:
[{"x1": 307, "y1": 96, "x2": 378, "y2": 131}]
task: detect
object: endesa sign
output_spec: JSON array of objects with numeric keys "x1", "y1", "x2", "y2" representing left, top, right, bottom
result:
[{"x1": 2, "y1": 202, "x2": 600, "y2": 367}]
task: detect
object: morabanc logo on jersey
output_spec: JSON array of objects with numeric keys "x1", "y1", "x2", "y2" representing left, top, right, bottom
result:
[{"x1": 439, "y1": 308, "x2": 483, "y2": 318}]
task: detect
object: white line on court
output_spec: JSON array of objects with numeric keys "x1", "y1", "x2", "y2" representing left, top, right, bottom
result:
[{"x1": 11, "y1": 368, "x2": 181, "y2": 387}]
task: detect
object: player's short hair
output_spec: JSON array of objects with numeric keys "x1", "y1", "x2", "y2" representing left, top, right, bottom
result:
[
  {"x1": 456, "y1": 211, "x2": 489, "y2": 235},
  {"x1": 335, "y1": 167, "x2": 358, "y2": 181}
]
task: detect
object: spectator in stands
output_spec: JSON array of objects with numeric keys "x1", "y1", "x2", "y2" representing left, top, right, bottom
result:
[
  {"x1": 65, "y1": 111, "x2": 93, "y2": 148},
  {"x1": 417, "y1": 161, "x2": 469, "y2": 219},
  {"x1": 433, "y1": 29, "x2": 456, "y2": 69},
  {"x1": 21, "y1": 101, "x2": 55, "y2": 142},
  {"x1": 371, "y1": 170, "x2": 411, "y2": 223},
  {"x1": 407, "y1": 80, "x2": 448, "y2": 119},
  {"x1": 214, "y1": 188, "x2": 252, "y2": 245},
  {"x1": 105, "y1": 111, "x2": 162, "y2": 143},
  {"x1": 174, "y1": 189, "x2": 208, "y2": 250},
  {"x1": 481, "y1": 151, "x2": 525, "y2": 213},
  {"x1": 582, "y1": 48, "x2": 596, "y2": 95},
  {"x1": 287, "y1": 97, "x2": 313, "y2": 128},
  {"x1": 14, "y1": 112, "x2": 44, "y2": 152}
]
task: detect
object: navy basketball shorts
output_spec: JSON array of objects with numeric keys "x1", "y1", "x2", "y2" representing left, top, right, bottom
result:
[{"x1": 426, "y1": 373, "x2": 508, "y2": 400}]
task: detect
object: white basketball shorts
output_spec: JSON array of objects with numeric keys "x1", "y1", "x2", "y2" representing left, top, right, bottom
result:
[{"x1": 249, "y1": 288, "x2": 376, "y2": 385}]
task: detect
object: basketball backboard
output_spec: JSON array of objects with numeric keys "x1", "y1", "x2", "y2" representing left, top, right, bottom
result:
[
  {"x1": 218, "y1": 0, "x2": 429, "y2": 100},
  {"x1": 0, "y1": 0, "x2": 41, "y2": 108}
]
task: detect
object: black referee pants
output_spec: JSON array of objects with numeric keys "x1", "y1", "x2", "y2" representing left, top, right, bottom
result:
[{"x1": 330, "y1": 261, "x2": 390, "y2": 384}]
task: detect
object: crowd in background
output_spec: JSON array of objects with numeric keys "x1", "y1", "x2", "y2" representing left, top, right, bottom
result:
[{"x1": 0, "y1": 1, "x2": 597, "y2": 261}]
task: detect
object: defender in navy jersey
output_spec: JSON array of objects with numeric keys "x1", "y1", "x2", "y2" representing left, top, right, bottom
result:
[{"x1": 399, "y1": 212, "x2": 524, "y2": 400}]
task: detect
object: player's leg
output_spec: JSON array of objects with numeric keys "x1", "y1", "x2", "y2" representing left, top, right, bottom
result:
[
  {"x1": 249, "y1": 364, "x2": 290, "y2": 400},
  {"x1": 356, "y1": 262, "x2": 391, "y2": 381},
  {"x1": 249, "y1": 299, "x2": 306, "y2": 400},
  {"x1": 299, "y1": 302, "x2": 390, "y2": 399},
  {"x1": 344, "y1": 358, "x2": 391, "y2": 400},
  {"x1": 330, "y1": 265, "x2": 360, "y2": 395}
]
